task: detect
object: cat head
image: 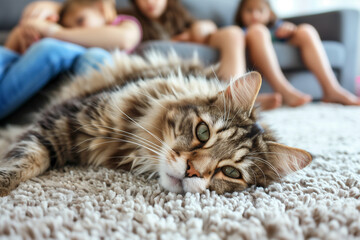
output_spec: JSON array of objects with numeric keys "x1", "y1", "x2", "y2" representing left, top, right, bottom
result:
[{"x1": 156, "y1": 72, "x2": 312, "y2": 194}]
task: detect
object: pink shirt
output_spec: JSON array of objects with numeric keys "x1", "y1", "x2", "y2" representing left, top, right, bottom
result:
[{"x1": 111, "y1": 15, "x2": 143, "y2": 53}]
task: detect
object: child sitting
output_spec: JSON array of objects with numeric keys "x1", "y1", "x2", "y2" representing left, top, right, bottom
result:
[
  {"x1": 128, "y1": 0, "x2": 282, "y2": 110},
  {"x1": 0, "y1": 0, "x2": 142, "y2": 120},
  {"x1": 235, "y1": 0, "x2": 360, "y2": 106},
  {"x1": 25, "y1": 0, "x2": 142, "y2": 52}
]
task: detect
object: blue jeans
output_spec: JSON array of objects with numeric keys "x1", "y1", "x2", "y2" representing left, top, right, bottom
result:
[{"x1": 0, "y1": 38, "x2": 112, "y2": 120}]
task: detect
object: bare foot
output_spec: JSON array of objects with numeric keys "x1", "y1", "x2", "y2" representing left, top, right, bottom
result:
[
  {"x1": 256, "y1": 93, "x2": 283, "y2": 110},
  {"x1": 322, "y1": 88, "x2": 360, "y2": 105},
  {"x1": 282, "y1": 89, "x2": 312, "y2": 107}
]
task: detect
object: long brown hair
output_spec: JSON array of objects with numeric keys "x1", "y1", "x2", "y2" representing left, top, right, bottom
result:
[
  {"x1": 234, "y1": 0, "x2": 277, "y2": 28},
  {"x1": 128, "y1": 0, "x2": 194, "y2": 41},
  {"x1": 59, "y1": 0, "x2": 117, "y2": 26}
]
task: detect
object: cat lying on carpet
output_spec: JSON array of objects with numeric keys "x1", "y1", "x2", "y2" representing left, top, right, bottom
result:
[{"x1": 0, "y1": 52, "x2": 312, "y2": 196}]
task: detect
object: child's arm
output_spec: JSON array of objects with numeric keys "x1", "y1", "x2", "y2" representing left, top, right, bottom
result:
[
  {"x1": 172, "y1": 30, "x2": 192, "y2": 42},
  {"x1": 172, "y1": 20, "x2": 218, "y2": 44},
  {"x1": 21, "y1": 1, "x2": 62, "y2": 23},
  {"x1": 275, "y1": 21, "x2": 297, "y2": 39},
  {"x1": 189, "y1": 20, "x2": 218, "y2": 44},
  {"x1": 5, "y1": 26, "x2": 40, "y2": 54},
  {"x1": 23, "y1": 19, "x2": 142, "y2": 51}
]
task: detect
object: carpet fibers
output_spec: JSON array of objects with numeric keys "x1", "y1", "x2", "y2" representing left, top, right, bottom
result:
[{"x1": 0, "y1": 103, "x2": 359, "y2": 239}]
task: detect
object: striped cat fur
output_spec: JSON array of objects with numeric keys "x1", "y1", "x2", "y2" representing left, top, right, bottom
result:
[{"x1": 0, "y1": 51, "x2": 312, "y2": 196}]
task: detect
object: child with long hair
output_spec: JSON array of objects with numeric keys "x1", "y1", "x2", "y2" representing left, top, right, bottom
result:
[
  {"x1": 0, "y1": 0, "x2": 142, "y2": 120},
  {"x1": 128, "y1": 0, "x2": 282, "y2": 110},
  {"x1": 130, "y1": 0, "x2": 247, "y2": 79},
  {"x1": 235, "y1": 0, "x2": 360, "y2": 106}
]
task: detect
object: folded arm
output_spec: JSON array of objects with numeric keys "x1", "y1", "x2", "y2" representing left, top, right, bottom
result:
[
  {"x1": 172, "y1": 20, "x2": 218, "y2": 44},
  {"x1": 24, "y1": 19, "x2": 142, "y2": 51}
]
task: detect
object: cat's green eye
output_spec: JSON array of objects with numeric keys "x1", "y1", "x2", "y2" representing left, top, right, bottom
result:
[
  {"x1": 222, "y1": 166, "x2": 241, "y2": 179},
  {"x1": 196, "y1": 122, "x2": 210, "y2": 142}
]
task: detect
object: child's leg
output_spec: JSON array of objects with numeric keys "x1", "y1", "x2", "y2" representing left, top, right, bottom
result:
[
  {"x1": 72, "y1": 47, "x2": 113, "y2": 75},
  {"x1": 208, "y1": 26, "x2": 246, "y2": 80},
  {"x1": 289, "y1": 24, "x2": 360, "y2": 105},
  {"x1": 256, "y1": 93, "x2": 283, "y2": 110},
  {"x1": 0, "y1": 47, "x2": 20, "y2": 79},
  {"x1": 208, "y1": 26, "x2": 282, "y2": 110},
  {"x1": 0, "y1": 38, "x2": 86, "y2": 120},
  {"x1": 246, "y1": 24, "x2": 312, "y2": 107}
]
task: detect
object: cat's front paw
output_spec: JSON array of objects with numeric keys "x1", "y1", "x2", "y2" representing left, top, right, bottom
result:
[
  {"x1": 0, "y1": 171, "x2": 16, "y2": 197},
  {"x1": 0, "y1": 187, "x2": 11, "y2": 197}
]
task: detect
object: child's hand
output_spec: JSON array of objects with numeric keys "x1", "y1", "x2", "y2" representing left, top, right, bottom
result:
[
  {"x1": 190, "y1": 20, "x2": 218, "y2": 44},
  {"x1": 23, "y1": 19, "x2": 62, "y2": 37},
  {"x1": 275, "y1": 21, "x2": 297, "y2": 39},
  {"x1": 172, "y1": 30, "x2": 192, "y2": 42},
  {"x1": 21, "y1": 26, "x2": 41, "y2": 50},
  {"x1": 5, "y1": 26, "x2": 40, "y2": 54},
  {"x1": 21, "y1": 1, "x2": 62, "y2": 23}
]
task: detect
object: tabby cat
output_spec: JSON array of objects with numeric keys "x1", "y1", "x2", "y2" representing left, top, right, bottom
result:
[{"x1": 0, "y1": 52, "x2": 312, "y2": 196}]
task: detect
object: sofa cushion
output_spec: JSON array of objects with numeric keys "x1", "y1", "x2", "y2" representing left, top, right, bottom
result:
[
  {"x1": 0, "y1": 31, "x2": 8, "y2": 45},
  {"x1": 182, "y1": 0, "x2": 240, "y2": 27},
  {"x1": 136, "y1": 40, "x2": 345, "y2": 71},
  {"x1": 273, "y1": 40, "x2": 345, "y2": 70},
  {"x1": 135, "y1": 40, "x2": 220, "y2": 66}
]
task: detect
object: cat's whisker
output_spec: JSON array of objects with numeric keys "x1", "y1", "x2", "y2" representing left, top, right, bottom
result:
[
  {"x1": 210, "y1": 74, "x2": 228, "y2": 121},
  {"x1": 105, "y1": 104, "x2": 166, "y2": 135},
  {"x1": 247, "y1": 155, "x2": 278, "y2": 170},
  {"x1": 108, "y1": 155, "x2": 162, "y2": 172},
  {"x1": 111, "y1": 104, "x2": 173, "y2": 152},
  {"x1": 227, "y1": 99, "x2": 245, "y2": 128},
  {"x1": 111, "y1": 153, "x2": 163, "y2": 161},
  {"x1": 99, "y1": 101, "x2": 161, "y2": 141},
  {"x1": 227, "y1": 91, "x2": 232, "y2": 122},
  {"x1": 220, "y1": 91, "x2": 227, "y2": 122},
  {"x1": 250, "y1": 160, "x2": 267, "y2": 185},
  {"x1": 84, "y1": 99, "x2": 166, "y2": 137},
  {"x1": 169, "y1": 85, "x2": 180, "y2": 99},
  {"x1": 210, "y1": 104, "x2": 226, "y2": 123},
  {"x1": 108, "y1": 154, "x2": 161, "y2": 163},
  {"x1": 133, "y1": 89, "x2": 169, "y2": 111},
  {"x1": 247, "y1": 151, "x2": 299, "y2": 158},
  {"x1": 105, "y1": 153, "x2": 162, "y2": 160},
  {"x1": 211, "y1": 66, "x2": 220, "y2": 83},
  {"x1": 81, "y1": 123, "x2": 167, "y2": 155},
  {"x1": 246, "y1": 156, "x2": 281, "y2": 180},
  {"x1": 211, "y1": 69, "x2": 227, "y2": 123},
  {"x1": 75, "y1": 136, "x2": 165, "y2": 158},
  {"x1": 75, "y1": 122, "x2": 166, "y2": 154},
  {"x1": 249, "y1": 167, "x2": 257, "y2": 186},
  {"x1": 73, "y1": 130, "x2": 166, "y2": 157}
]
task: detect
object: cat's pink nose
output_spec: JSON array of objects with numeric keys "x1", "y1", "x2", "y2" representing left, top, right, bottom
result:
[{"x1": 186, "y1": 161, "x2": 200, "y2": 178}]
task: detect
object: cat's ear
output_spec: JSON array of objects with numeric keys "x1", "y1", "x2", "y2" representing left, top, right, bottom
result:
[
  {"x1": 223, "y1": 71, "x2": 262, "y2": 114},
  {"x1": 267, "y1": 142, "x2": 312, "y2": 177}
]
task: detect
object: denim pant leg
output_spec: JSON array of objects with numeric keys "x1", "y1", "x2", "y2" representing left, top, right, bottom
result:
[
  {"x1": 0, "y1": 38, "x2": 86, "y2": 120},
  {"x1": 72, "y1": 48, "x2": 113, "y2": 75},
  {"x1": 0, "y1": 47, "x2": 20, "y2": 79}
]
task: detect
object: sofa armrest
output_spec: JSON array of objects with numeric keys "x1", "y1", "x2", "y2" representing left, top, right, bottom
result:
[
  {"x1": 286, "y1": 9, "x2": 360, "y2": 93},
  {"x1": 286, "y1": 11, "x2": 341, "y2": 41}
]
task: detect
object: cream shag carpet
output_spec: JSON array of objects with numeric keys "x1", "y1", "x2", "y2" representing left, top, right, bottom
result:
[{"x1": 0, "y1": 103, "x2": 359, "y2": 239}]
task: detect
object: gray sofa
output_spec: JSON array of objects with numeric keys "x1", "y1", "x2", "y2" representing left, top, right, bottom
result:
[
  {"x1": 134, "y1": 0, "x2": 360, "y2": 98},
  {"x1": 0, "y1": 0, "x2": 359, "y2": 125}
]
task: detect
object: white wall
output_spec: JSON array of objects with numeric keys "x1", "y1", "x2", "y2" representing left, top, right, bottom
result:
[{"x1": 271, "y1": 0, "x2": 360, "y2": 17}]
